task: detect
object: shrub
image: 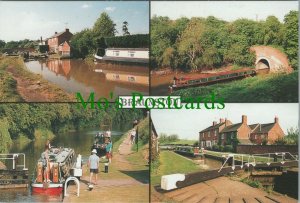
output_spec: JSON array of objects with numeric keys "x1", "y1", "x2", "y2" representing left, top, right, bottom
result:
[
  {"x1": 212, "y1": 144, "x2": 220, "y2": 151},
  {"x1": 105, "y1": 34, "x2": 149, "y2": 48},
  {"x1": 224, "y1": 145, "x2": 234, "y2": 152}
]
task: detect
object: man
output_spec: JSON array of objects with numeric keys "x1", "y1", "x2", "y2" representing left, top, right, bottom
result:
[
  {"x1": 88, "y1": 149, "x2": 100, "y2": 185},
  {"x1": 106, "y1": 138, "x2": 113, "y2": 163}
]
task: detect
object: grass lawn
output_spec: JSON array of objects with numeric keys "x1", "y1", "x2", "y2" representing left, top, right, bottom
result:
[
  {"x1": 167, "y1": 139, "x2": 197, "y2": 145},
  {"x1": 151, "y1": 151, "x2": 199, "y2": 186},
  {"x1": 172, "y1": 72, "x2": 298, "y2": 102}
]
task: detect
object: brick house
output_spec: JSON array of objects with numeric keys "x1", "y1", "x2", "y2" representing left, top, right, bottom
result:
[
  {"x1": 199, "y1": 115, "x2": 285, "y2": 148},
  {"x1": 46, "y1": 28, "x2": 73, "y2": 54},
  {"x1": 58, "y1": 41, "x2": 71, "y2": 57},
  {"x1": 249, "y1": 117, "x2": 285, "y2": 144},
  {"x1": 199, "y1": 118, "x2": 232, "y2": 148}
]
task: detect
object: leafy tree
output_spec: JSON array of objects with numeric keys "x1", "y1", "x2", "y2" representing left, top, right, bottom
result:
[
  {"x1": 0, "y1": 40, "x2": 5, "y2": 50},
  {"x1": 283, "y1": 10, "x2": 298, "y2": 70},
  {"x1": 122, "y1": 21, "x2": 130, "y2": 36},
  {"x1": 93, "y1": 12, "x2": 117, "y2": 37}
]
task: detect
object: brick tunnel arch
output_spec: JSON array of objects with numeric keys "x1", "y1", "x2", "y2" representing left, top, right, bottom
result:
[
  {"x1": 256, "y1": 58, "x2": 270, "y2": 73},
  {"x1": 250, "y1": 46, "x2": 293, "y2": 73}
]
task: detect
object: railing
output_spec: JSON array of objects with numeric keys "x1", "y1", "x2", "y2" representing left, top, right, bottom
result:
[
  {"x1": 218, "y1": 152, "x2": 298, "y2": 172},
  {"x1": 0, "y1": 153, "x2": 27, "y2": 170}
]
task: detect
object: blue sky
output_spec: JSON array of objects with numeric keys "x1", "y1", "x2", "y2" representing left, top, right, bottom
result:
[
  {"x1": 0, "y1": 1, "x2": 149, "y2": 41},
  {"x1": 152, "y1": 1, "x2": 298, "y2": 22},
  {"x1": 152, "y1": 103, "x2": 299, "y2": 140}
]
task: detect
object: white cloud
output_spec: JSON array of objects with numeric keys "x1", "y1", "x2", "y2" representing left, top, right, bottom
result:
[
  {"x1": 105, "y1": 7, "x2": 116, "y2": 12},
  {"x1": 81, "y1": 4, "x2": 90, "y2": 9}
]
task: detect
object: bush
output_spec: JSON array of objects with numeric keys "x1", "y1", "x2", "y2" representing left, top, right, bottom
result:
[
  {"x1": 105, "y1": 34, "x2": 149, "y2": 48},
  {"x1": 224, "y1": 145, "x2": 234, "y2": 152},
  {"x1": 219, "y1": 145, "x2": 224, "y2": 152},
  {"x1": 241, "y1": 178, "x2": 263, "y2": 188},
  {"x1": 212, "y1": 144, "x2": 220, "y2": 151}
]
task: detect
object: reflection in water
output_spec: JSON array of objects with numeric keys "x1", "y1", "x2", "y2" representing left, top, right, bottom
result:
[
  {"x1": 25, "y1": 59, "x2": 149, "y2": 99},
  {"x1": 3, "y1": 126, "x2": 127, "y2": 202}
]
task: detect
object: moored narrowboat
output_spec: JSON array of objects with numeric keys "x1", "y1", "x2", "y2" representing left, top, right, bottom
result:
[{"x1": 170, "y1": 69, "x2": 256, "y2": 91}]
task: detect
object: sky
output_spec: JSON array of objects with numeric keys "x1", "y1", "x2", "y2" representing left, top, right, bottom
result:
[
  {"x1": 0, "y1": 1, "x2": 149, "y2": 41},
  {"x1": 151, "y1": 103, "x2": 299, "y2": 140},
  {"x1": 151, "y1": 1, "x2": 298, "y2": 22}
]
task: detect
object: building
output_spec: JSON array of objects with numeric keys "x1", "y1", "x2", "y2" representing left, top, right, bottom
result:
[
  {"x1": 199, "y1": 115, "x2": 285, "y2": 148},
  {"x1": 58, "y1": 41, "x2": 71, "y2": 57},
  {"x1": 249, "y1": 117, "x2": 285, "y2": 144},
  {"x1": 46, "y1": 28, "x2": 73, "y2": 54},
  {"x1": 199, "y1": 119, "x2": 232, "y2": 148}
]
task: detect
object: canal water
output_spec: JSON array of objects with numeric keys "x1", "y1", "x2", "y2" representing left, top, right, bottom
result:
[
  {"x1": 25, "y1": 59, "x2": 149, "y2": 100},
  {"x1": 2, "y1": 125, "x2": 129, "y2": 202}
]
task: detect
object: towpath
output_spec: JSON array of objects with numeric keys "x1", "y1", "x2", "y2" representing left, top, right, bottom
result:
[{"x1": 63, "y1": 131, "x2": 149, "y2": 202}]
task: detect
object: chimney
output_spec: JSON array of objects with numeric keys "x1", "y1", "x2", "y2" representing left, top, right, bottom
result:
[
  {"x1": 213, "y1": 121, "x2": 217, "y2": 126},
  {"x1": 220, "y1": 118, "x2": 225, "y2": 123},
  {"x1": 242, "y1": 115, "x2": 247, "y2": 124},
  {"x1": 40, "y1": 36, "x2": 42, "y2": 42},
  {"x1": 55, "y1": 31, "x2": 58, "y2": 34},
  {"x1": 66, "y1": 28, "x2": 69, "y2": 32},
  {"x1": 274, "y1": 116, "x2": 279, "y2": 123},
  {"x1": 225, "y1": 118, "x2": 228, "y2": 126}
]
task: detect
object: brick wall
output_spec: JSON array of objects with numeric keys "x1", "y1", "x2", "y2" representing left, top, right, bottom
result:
[{"x1": 236, "y1": 145, "x2": 298, "y2": 155}]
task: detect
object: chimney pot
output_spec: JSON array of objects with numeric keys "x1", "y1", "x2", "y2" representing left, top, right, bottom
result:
[
  {"x1": 55, "y1": 32, "x2": 58, "y2": 34},
  {"x1": 275, "y1": 116, "x2": 279, "y2": 123},
  {"x1": 66, "y1": 28, "x2": 69, "y2": 32},
  {"x1": 242, "y1": 115, "x2": 247, "y2": 124}
]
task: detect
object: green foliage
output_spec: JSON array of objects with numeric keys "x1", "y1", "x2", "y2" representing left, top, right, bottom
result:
[
  {"x1": 122, "y1": 21, "x2": 130, "y2": 36},
  {"x1": 136, "y1": 116, "x2": 149, "y2": 145},
  {"x1": 158, "y1": 133, "x2": 179, "y2": 144},
  {"x1": 241, "y1": 178, "x2": 263, "y2": 188},
  {"x1": 172, "y1": 71, "x2": 298, "y2": 102},
  {"x1": 105, "y1": 34, "x2": 149, "y2": 48},
  {"x1": 274, "y1": 127, "x2": 298, "y2": 145},
  {"x1": 151, "y1": 11, "x2": 299, "y2": 71},
  {"x1": 283, "y1": 11, "x2": 298, "y2": 69},
  {"x1": 0, "y1": 118, "x2": 12, "y2": 153},
  {"x1": 224, "y1": 145, "x2": 234, "y2": 152},
  {"x1": 92, "y1": 12, "x2": 117, "y2": 37},
  {"x1": 39, "y1": 45, "x2": 49, "y2": 53}
]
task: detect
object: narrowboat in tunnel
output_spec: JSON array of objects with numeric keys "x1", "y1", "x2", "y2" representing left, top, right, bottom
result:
[
  {"x1": 169, "y1": 68, "x2": 256, "y2": 92},
  {"x1": 31, "y1": 147, "x2": 77, "y2": 195}
]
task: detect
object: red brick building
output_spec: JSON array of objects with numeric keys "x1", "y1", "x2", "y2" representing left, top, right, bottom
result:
[
  {"x1": 58, "y1": 41, "x2": 71, "y2": 57},
  {"x1": 199, "y1": 118, "x2": 232, "y2": 148},
  {"x1": 46, "y1": 28, "x2": 73, "y2": 54},
  {"x1": 199, "y1": 115, "x2": 285, "y2": 148}
]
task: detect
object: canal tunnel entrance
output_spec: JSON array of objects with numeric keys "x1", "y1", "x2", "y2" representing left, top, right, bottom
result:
[{"x1": 256, "y1": 58, "x2": 270, "y2": 74}]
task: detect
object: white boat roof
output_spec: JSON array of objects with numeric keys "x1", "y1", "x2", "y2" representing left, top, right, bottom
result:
[{"x1": 47, "y1": 148, "x2": 75, "y2": 163}]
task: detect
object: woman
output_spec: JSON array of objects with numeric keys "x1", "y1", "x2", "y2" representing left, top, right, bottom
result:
[{"x1": 105, "y1": 139, "x2": 113, "y2": 164}]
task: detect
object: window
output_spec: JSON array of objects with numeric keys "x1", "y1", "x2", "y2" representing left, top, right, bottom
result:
[
  {"x1": 113, "y1": 51, "x2": 120, "y2": 56},
  {"x1": 113, "y1": 74, "x2": 120, "y2": 80},
  {"x1": 214, "y1": 130, "x2": 217, "y2": 136},
  {"x1": 221, "y1": 134, "x2": 224, "y2": 139},
  {"x1": 231, "y1": 132, "x2": 234, "y2": 139},
  {"x1": 128, "y1": 76, "x2": 136, "y2": 82},
  {"x1": 208, "y1": 131, "x2": 210, "y2": 137},
  {"x1": 128, "y1": 51, "x2": 135, "y2": 57}
]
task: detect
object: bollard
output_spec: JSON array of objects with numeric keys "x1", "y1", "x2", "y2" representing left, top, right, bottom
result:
[{"x1": 104, "y1": 163, "x2": 109, "y2": 173}]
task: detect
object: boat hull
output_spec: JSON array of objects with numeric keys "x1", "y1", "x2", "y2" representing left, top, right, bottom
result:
[{"x1": 32, "y1": 183, "x2": 63, "y2": 195}]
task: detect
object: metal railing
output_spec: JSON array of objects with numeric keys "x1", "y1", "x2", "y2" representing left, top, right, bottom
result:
[{"x1": 0, "y1": 153, "x2": 27, "y2": 170}]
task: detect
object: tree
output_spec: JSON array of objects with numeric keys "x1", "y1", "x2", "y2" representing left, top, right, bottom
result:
[
  {"x1": 92, "y1": 12, "x2": 117, "y2": 37},
  {"x1": 283, "y1": 10, "x2": 298, "y2": 70},
  {"x1": 0, "y1": 40, "x2": 5, "y2": 50},
  {"x1": 264, "y1": 16, "x2": 283, "y2": 46},
  {"x1": 122, "y1": 21, "x2": 130, "y2": 36}
]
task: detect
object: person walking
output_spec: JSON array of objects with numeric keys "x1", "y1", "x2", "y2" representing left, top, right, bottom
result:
[
  {"x1": 87, "y1": 149, "x2": 100, "y2": 185},
  {"x1": 106, "y1": 139, "x2": 113, "y2": 163}
]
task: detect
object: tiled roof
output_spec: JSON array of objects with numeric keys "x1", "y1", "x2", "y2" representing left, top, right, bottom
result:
[
  {"x1": 49, "y1": 30, "x2": 73, "y2": 39},
  {"x1": 249, "y1": 123, "x2": 259, "y2": 130},
  {"x1": 221, "y1": 123, "x2": 243, "y2": 133},
  {"x1": 251, "y1": 123, "x2": 275, "y2": 134},
  {"x1": 199, "y1": 122, "x2": 225, "y2": 133}
]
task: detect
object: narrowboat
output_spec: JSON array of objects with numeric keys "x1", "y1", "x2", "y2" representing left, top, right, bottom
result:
[
  {"x1": 94, "y1": 48, "x2": 149, "y2": 64},
  {"x1": 170, "y1": 69, "x2": 256, "y2": 91},
  {"x1": 31, "y1": 147, "x2": 78, "y2": 195},
  {"x1": 91, "y1": 131, "x2": 112, "y2": 157},
  {"x1": 174, "y1": 146, "x2": 202, "y2": 157}
]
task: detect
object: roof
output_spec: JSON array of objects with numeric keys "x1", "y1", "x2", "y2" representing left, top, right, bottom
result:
[
  {"x1": 249, "y1": 123, "x2": 259, "y2": 130},
  {"x1": 106, "y1": 48, "x2": 149, "y2": 51},
  {"x1": 251, "y1": 123, "x2": 275, "y2": 134},
  {"x1": 49, "y1": 30, "x2": 73, "y2": 39},
  {"x1": 199, "y1": 122, "x2": 225, "y2": 133},
  {"x1": 221, "y1": 123, "x2": 243, "y2": 133}
]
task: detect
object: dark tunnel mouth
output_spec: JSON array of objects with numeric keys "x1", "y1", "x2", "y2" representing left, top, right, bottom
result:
[{"x1": 257, "y1": 59, "x2": 270, "y2": 69}]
